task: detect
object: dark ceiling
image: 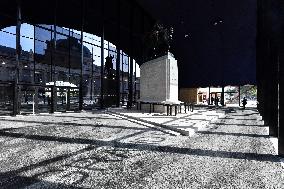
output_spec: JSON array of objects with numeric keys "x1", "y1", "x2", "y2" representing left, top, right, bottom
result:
[
  {"x1": 0, "y1": 0, "x2": 257, "y2": 87},
  {"x1": 137, "y1": 0, "x2": 257, "y2": 87},
  {"x1": 0, "y1": 0, "x2": 155, "y2": 66}
]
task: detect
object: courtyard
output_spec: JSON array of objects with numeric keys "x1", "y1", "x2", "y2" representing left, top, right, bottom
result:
[{"x1": 0, "y1": 107, "x2": 283, "y2": 188}]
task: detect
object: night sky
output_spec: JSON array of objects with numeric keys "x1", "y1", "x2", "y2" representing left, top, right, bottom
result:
[{"x1": 137, "y1": 0, "x2": 256, "y2": 87}]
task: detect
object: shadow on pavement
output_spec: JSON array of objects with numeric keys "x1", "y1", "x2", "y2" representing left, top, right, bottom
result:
[
  {"x1": 197, "y1": 131, "x2": 270, "y2": 138},
  {"x1": 0, "y1": 130, "x2": 280, "y2": 163},
  {"x1": 0, "y1": 118, "x2": 151, "y2": 132},
  {"x1": 0, "y1": 173, "x2": 89, "y2": 189}
]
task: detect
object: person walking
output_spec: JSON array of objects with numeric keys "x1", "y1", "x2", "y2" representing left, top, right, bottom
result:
[
  {"x1": 47, "y1": 95, "x2": 50, "y2": 105},
  {"x1": 242, "y1": 97, "x2": 247, "y2": 109},
  {"x1": 215, "y1": 97, "x2": 219, "y2": 106},
  {"x1": 211, "y1": 96, "x2": 214, "y2": 105}
]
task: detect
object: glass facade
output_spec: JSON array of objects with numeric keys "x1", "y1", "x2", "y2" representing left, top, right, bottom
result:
[
  {"x1": 0, "y1": 12, "x2": 139, "y2": 114},
  {"x1": 0, "y1": 14, "x2": 17, "y2": 114}
]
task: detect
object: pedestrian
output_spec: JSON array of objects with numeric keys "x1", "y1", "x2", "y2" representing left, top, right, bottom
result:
[
  {"x1": 215, "y1": 97, "x2": 219, "y2": 106},
  {"x1": 25, "y1": 95, "x2": 28, "y2": 104},
  {"x1": 43, "y1": 94, "x2": 46, "y2": 104},
  {"x1": 242, "y1": 97, "x2": 247, "y2": 109},
  {"x1": 47, "y1": 95, "x2": 50, "y2": 105}
]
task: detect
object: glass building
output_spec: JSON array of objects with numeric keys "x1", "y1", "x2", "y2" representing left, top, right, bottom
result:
[{"x1": 0, "y1": 0, "x2": 146, "y2": 115}]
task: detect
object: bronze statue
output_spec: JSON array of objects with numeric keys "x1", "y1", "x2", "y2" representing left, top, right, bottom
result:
[
  {"x1": 143, "y1": 22, "x2": 174, "y2": 61},
  {"x1": 104, "y1": 55, "x2": 113, "y2": 77}
]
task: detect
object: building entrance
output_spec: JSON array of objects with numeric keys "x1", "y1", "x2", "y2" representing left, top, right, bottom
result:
[{"x1": 55, "y1": 86, "x2": 79, "y2": 112}]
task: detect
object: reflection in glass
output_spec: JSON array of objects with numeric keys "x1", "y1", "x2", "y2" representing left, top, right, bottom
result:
[{"x1": 0, "y1": 17, "x2": 135, "y2": 112}]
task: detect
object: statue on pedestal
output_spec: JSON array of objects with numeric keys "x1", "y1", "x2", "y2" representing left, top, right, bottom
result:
[
  {"x1": 104, "y1": 55, "x2": 113, "y2": 77},
  {"x1": 143, "y1": 22, "x2": 174, "y2": 61},
  {"x1": 103, "y1": 55, "x2": 116, "y2": 107}
]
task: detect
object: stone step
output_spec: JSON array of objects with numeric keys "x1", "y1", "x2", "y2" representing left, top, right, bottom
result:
[
  {"x1": 107, "y1": 108, "x2": 225, "y2": 136},
  {"x1": 106, "y1": 111, "x2": 185, "y2": 136}
]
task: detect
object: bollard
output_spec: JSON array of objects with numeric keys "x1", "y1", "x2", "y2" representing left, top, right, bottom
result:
[{"x1": 32, "y1": 94, "x2": 35, "y2": 114}]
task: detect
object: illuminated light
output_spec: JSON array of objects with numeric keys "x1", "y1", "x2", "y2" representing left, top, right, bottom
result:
[
  {"x1": 112, "y1": 77, "x2": 115, "y2": 80},
  {"x1": 2, "y1": 62, "x2": 5, "y2": 65},
  {"x1": 214, "y1": 22, "x2": 218, "y2": 26},
  {"x1": 24, "y1": 65, "x2": 28, "y2": 68}
]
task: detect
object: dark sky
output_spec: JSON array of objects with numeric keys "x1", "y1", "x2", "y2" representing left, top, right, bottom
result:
[{"x1": 137, "y1": 0, "x2": 256, "y2": 87}]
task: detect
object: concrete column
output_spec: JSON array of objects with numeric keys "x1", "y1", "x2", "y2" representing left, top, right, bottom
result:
[
  {"x1": 79, "y1": 1, "x2": 85, "y2": 111},
  {"x1": 50, "y1": 85, "x2": 57, "y2": 113},
  {"x1": 208, "y1": 87, "x2": 211, "y2": 105},
  {"x1": 278, "y1": 0, "x2": 284, "y2": 157},
  {"x1": 79, "y1": 31, "x2": 84, "y2": 111},
  {"x1": 268, "y1": 39, "x2": 278, "y2": 137},
  {"x1": 13, "y1": 2, "x2": 21, "y2": 116},
  {"x1": 279, "y1": 49, "x2": 284, "y2": 157},
  {"x1": 66, "y1": 88, "x2": 70, "y2": 111},
  {"x1": 128, "y1": 57, "x2": 133, "y2": 108},
  {"x1": 116, "y1": 49, "x2": 121, "y2": 107},
  {"x1": 127, "y1": 1, "x2": 134, "y2": 109},
  {"x1": 256, "y1": 0, "x2": 265, "y2": 118},
  {"x1": 238, "y1": 86, "x2": 241, "y2": 106},
  {"x1": 221, "y1": 86, "x2": 225, "y2": 106},
  {"x1": 262, "y1": 39, "x2": 271, "y2": 129},
  {"x1": 100, "y1": 0, "x2": 105, "y2": 109},
  {"x1": 116, "y1": 0, "x2": 121, "y2": 107}
]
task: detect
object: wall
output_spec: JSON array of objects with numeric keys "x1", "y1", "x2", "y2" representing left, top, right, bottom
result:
[{"x1": 179, "y1": 88, "x2": 197, "y2": 103}]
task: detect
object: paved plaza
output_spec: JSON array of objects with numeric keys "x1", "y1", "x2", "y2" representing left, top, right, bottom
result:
[{"x1": 0, "y1": 107, "x2": 283, "y2": 188}]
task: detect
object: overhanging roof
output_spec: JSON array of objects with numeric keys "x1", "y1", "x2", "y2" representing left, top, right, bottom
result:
[
  {"x1": 0, "y1": 0, "x2": 155, "y2": 64},
  {"x1": 0, "y1": 0, "x2": 256, "y2": 87},
  {"x1": 137, "y1": 0, "x2": 257, "y2": 87}
]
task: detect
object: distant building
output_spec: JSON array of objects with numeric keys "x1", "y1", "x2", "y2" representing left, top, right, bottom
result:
[
  {"x1": 0, "y1": 36, "x2": 138, "y2": 102},
  {"x1": 179, "y1": 86, "x2": 238, "y2": 105}
]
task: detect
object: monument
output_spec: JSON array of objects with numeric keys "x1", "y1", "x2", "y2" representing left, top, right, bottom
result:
[
  {"x1": 139, "y1": 23, "x2": 180, "y2": 113},
  {"x1": 103, "y1": 56, "x2": 116, "y2": 107}
]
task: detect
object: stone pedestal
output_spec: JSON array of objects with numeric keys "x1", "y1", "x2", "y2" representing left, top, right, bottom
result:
[{"x1": 140, "y1": 53, "x2": 179, "y2": 113}]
